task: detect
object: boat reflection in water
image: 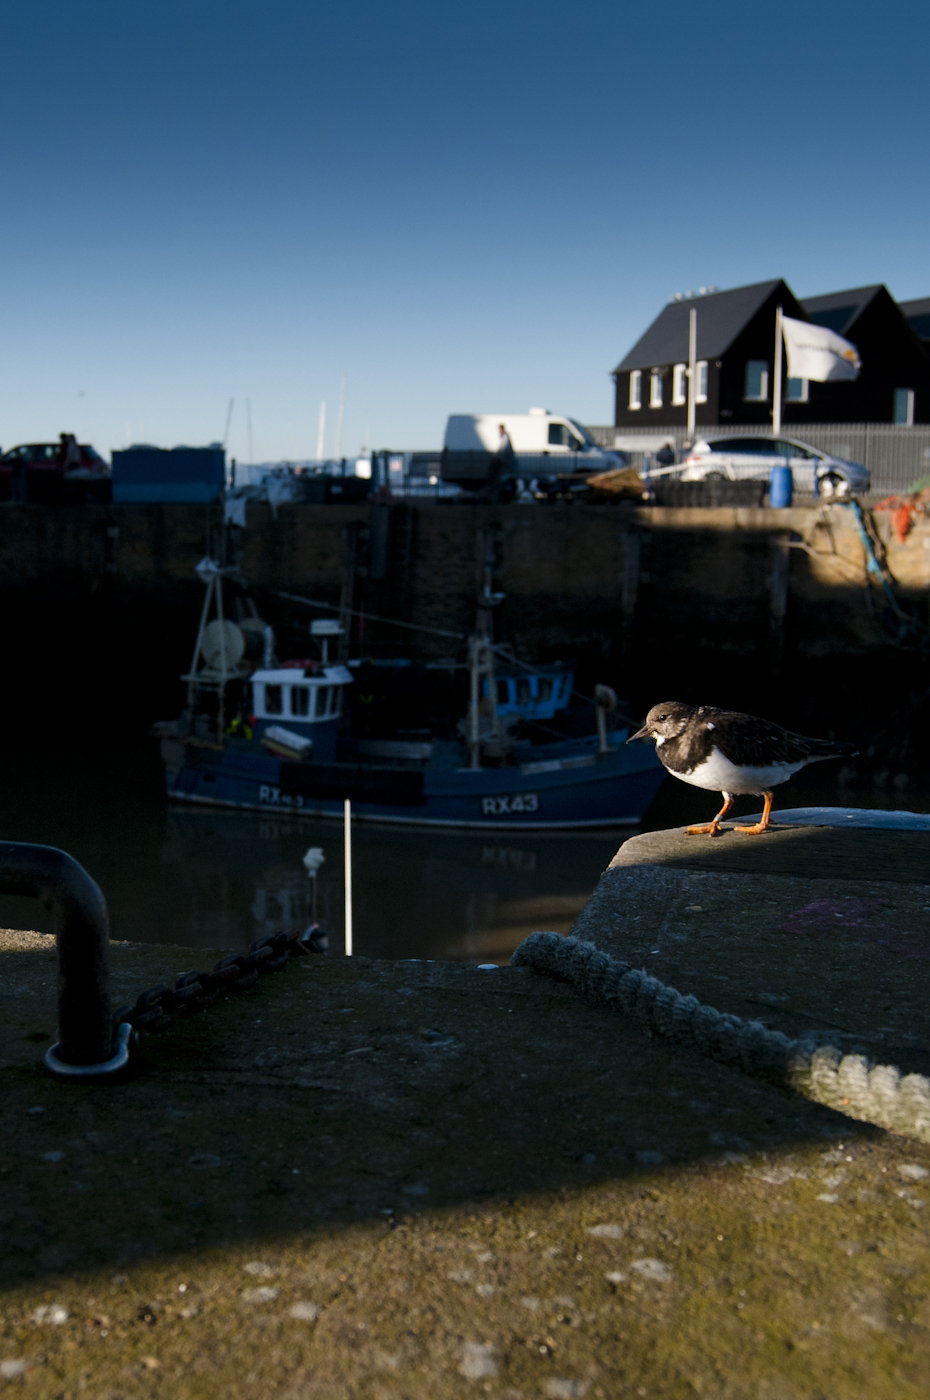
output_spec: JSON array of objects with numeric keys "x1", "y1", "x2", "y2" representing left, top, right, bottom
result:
[{"x1": 160, "y1": 806, "x2": 626, "y2": 962}]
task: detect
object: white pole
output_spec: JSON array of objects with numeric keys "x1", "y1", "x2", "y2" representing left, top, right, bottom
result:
[
  {"x1": 772, "y1": 304, "x2": 783, "y2": 435},
  {"x1": 223, "y1": 397, "x2": 235, "y2": 450},
  {"x1": 687, "y1": 306, "x2": 696, "y2": 439},
  {"x1": 316, "y1": 400, "x2": 327, "y2": 462},
  {"x1": 335, "y1": 373, "x2": 347, "y2": 460},
  {"x1": 344, "y1": 798, "x2": 353, "y2": 956}
]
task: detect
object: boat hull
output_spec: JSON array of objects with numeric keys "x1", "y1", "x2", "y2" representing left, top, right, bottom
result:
[{"x1": 165, "y1": 740, "x2": 666, "y2": 830}]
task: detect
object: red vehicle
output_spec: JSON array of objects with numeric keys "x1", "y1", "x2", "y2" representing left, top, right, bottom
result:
[{"x1": 0, "y1": 438, "x2": 111, "y2": 503}]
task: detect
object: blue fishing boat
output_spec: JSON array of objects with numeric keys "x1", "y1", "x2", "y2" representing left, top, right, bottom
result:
[{"x1": 154, "y1": 559, "x2": 665, "y2": 829}]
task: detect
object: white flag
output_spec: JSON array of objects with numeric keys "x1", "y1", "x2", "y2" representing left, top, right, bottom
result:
[{"x1": 782, "y1": 315, "x2": 860, "y2": 382}]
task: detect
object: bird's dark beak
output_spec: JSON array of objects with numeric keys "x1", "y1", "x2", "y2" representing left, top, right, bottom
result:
[{"x1": 626, "y1": 725, "x2": 651, "y2": 744}]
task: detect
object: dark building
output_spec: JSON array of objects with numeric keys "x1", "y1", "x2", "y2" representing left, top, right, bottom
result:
[
  {"x1": 613, "y1": 279, "x2": 930, "y2": 430},
  {"x1": 798, "y1": 286, "x2": 930, "y2": 426},
  {"x1": 899, "y1": 296, "x2": 930, "y2": 350},
  {"x1": 613, "y1": 280, "x2": 805, "y2": 431}
]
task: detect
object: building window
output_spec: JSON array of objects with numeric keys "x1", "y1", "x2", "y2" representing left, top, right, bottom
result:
[
  {"x1": 696, "y1": 361, "x2": 708, "y2": 403},
  {"x1": 629, "y1": 370, "x2": 641, "y2": 410},
  {"x1": 744, "y1": 360, "x2": 769, "y2": 401},
  {"x1": 894, "y1": 388, "x2": 915, "y2": 426},
  {"x1": 786, "y1": 377, "x2": 809, "y2": 402},
  {"x1": 290, "y1": 685, "x2": 310, "y2": 717},
  {"x1": 649, "y1": 369, "x2": 663, "y2": 408},
  {"x1": 672, "y1": 364, "x2": 687, "y2": 405},
  {"x1": 264, "y1": 684, "x2": 282, "y2": 715}
]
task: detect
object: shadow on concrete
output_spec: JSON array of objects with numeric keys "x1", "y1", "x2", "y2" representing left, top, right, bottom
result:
[{"x1": 0, "y1": 944, "x2": 880, "y2": 1291}]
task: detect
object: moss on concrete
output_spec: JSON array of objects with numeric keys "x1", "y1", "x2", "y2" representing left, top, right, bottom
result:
[{"x1": 1, "y1": 929, "x2": 930, "y2": 1397}]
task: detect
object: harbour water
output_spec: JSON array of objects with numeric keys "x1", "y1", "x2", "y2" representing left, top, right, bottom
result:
[{"x1": 0, "y1": 743, "x2": 921, "y2": 961}]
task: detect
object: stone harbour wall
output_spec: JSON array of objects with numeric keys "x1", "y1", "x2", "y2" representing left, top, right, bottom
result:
[{"x1": 0, "y1": 500, "x2": 928, "y2": 752}]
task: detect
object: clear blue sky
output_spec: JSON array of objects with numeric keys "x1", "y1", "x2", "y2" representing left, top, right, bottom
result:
[{"x1": 1, "y1": 0, "x2": 927, "y2": 461}]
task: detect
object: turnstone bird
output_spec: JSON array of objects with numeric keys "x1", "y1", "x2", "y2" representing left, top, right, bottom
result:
[{"x1": 627, "y1": 701, "x2": 856, "y2": 836}]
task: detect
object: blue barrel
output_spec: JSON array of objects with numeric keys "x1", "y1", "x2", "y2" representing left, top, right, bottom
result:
[{"x1": 770, "y1": 463, "x2": 793, "y2": 508}]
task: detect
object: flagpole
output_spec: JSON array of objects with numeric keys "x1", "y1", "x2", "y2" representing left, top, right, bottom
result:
[
  {"x1": 687, "y1": 306, "x2": 696, "y2": 439},
  {"x1": 772, "y1": 304, "x2": 783, "y2": 435}
]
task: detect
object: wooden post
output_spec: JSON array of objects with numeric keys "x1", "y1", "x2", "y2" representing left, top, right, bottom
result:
[
  {"x1": 338, "y1": 522, "x2": 358, "y2": 659},
  {"x1": 370, "y1": 505, "x2": 391, "y2": 581},
  {"x1": 620, "y1": 529, "x2": 641, "y2": 663},
  {"x1": 769, "y1": 533, "x2": 791, "y2": 676}
]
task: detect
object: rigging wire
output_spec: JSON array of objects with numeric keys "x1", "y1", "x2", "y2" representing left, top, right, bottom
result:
[{"x1": 272, "y1": 589, "x2": 467, "y2": 642}]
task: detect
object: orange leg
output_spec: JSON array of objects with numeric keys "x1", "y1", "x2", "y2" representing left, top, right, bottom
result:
[
  {"x1": 687, "y1": 792, "x2": 734, "y2": 837},
  {"x1": 736, "y1": 790, "x2": 774, "y2": 834}
]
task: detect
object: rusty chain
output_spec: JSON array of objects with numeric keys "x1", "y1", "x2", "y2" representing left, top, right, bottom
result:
[{"x1": 112, "y1": 925, "x2": 329, "y2": 1036}]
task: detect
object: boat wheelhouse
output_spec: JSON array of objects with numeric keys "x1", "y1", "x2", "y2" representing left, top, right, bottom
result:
[
  {"x1": 482, "y1": 662, "x2": 574, "y2": 721},
  {"x1": 249, "y1": 665, "x2": 353, "y2": 762}
]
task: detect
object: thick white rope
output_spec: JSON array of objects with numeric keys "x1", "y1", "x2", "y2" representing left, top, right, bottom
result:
[{"x1": 512, "y1": 932, "x2": 930, "y2": 1144}]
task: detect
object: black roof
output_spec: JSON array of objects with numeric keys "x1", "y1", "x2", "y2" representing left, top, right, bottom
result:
[
  {"x1": 800, "y1": 286, "x2": 882, "y2": 336},
  {"x1": 613, "y1": 280, "x2": 784, "y2": 374},
  {"x1": 899, "y1": 296, "x2": 930, "y2": 342}
]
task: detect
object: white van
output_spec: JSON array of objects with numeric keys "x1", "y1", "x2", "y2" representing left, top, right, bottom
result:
[
  {"x1": 441, "y1": 410, "x2": 620, "y2": 493},
  {"x1": 444, "y1": 409, "x2": 617, "y2": 463}
]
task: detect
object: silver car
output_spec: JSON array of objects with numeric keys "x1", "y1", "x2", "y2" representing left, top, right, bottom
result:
[{"x1": 680, "y1": 435, "x2": 870, "y2": 497}]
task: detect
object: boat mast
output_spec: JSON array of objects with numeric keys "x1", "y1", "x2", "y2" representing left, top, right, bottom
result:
[
  {"x1": 186, "y1": 556, "x2": 241, "y2": 740},
  {"x1": 187, "y1": 560, "x2": 218, "y2": 714},
  {"x1": 215, "y1": 563, "x2": 228, "y2": 737},
  {"x1": 467, "y1": 535, "x2": 504, "y2": 769}
]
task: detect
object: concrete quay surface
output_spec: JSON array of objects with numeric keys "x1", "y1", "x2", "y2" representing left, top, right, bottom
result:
[
  {"x1": 2, "y1": 818, "x2": 930, "y2": 1398},
  {"x1": 573, "y1": 814, "x2": 930, "y2": 1075}
]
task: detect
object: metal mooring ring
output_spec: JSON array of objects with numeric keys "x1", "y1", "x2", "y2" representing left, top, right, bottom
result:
[{"x1": 44, "y1": 1022, "x2": 133, "y2": 1082}]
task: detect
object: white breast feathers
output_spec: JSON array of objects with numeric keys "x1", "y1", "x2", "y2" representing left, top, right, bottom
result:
[{"x1": 676, "y1": 746, "x2": 807, "y2": 795}]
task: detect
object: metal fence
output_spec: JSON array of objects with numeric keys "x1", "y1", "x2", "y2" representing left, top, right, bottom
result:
[{"x1": 584, "y1": 423, "x2": 930, "y2": 495}]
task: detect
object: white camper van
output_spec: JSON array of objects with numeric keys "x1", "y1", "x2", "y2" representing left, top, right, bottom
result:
[{"x1": 444, "y1": 409, "x2": 616, "y2": 463}]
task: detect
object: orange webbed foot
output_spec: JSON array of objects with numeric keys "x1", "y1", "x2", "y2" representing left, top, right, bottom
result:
[{"x1": 686, "y1": 794, "x2": 734, "y2": 838}]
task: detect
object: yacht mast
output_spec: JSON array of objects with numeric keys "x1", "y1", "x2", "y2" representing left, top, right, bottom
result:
[{"x1": 467, "y1": 534, "x2": 505, "y2": 769}]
